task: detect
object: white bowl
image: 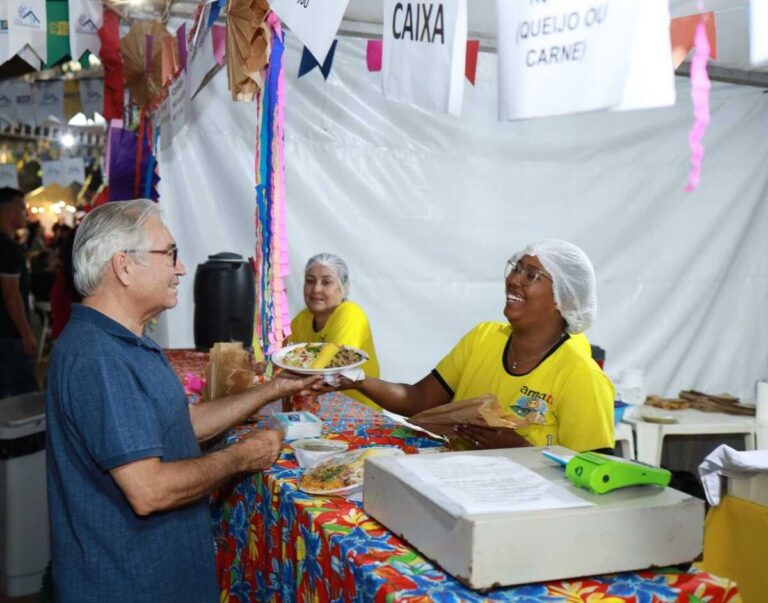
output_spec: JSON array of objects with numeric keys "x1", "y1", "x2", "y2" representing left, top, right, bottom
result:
[{"x1": 291, "y1": 438, "x2": 349, "y2": 469}]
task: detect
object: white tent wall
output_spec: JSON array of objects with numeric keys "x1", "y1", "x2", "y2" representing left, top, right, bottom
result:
[{"x1": 154, "y1": 33, "x2": 768, "y2": 401}]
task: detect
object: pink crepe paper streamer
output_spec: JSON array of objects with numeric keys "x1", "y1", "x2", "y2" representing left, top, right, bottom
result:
[
  {"x1": 685, "y1": 16, "x2": 711, "y2": 192},
  {"x1": 183, "y1": 372, "x2": 205, "y2": 396},
  {"x1": 367, "y1": 40, "x2": 383, "y2": 72}
]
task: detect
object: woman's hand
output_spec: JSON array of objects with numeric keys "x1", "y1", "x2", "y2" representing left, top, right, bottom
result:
[{"x1": 453, "y1": 424, "x2": 530, "y2": 450}]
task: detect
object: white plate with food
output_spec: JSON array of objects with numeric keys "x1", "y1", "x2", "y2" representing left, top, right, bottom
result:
[
  {"x1": 272, "y1": 342, "x2": 368, "y2": 375},
  {"x1": 298, "y1": 447, "x2": 404, "y2": 496}
]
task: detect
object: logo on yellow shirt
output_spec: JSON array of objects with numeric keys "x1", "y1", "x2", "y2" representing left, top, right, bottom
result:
[{"x1": 509, "y1": 385, "x2": 553, "y2": 424}]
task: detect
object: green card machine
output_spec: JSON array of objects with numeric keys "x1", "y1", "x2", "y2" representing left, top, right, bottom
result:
[{"x1": 564, "y1": 451, "x2": 671, "y2": 494}]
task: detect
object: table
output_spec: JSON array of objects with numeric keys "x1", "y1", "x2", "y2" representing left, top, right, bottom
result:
[
  {"x1": 165, "y1": 351, "x2": 741, "y2": 602},
  {"x1": 623, "y1": 408, "x2": 757, "y2": 466}
]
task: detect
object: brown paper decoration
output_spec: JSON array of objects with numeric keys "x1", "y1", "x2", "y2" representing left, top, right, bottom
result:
[
  {"x1": 204, "y1": 342, "x2": 256, "y2": 401},
  {"x1": 120, "y1": 20, "x2": 177, "y2": 107},
  {"x1": 226, "y1": 0, "x2": 271, "y2": 101}
]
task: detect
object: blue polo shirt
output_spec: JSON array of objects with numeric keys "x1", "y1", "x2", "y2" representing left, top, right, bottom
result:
[{"x1": 46, "y1": 305, "x2": 219, "y2": 603}]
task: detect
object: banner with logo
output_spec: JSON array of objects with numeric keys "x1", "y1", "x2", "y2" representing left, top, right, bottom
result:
[
  {"x1": 12, "y1": 80, "x2": 34, "y2": 125},
  {"x1": 0, "y1": 164, "x2": 19, "y2": 189},
  {"x1": 33, "y1": 79, "x2": 65, "y2": 124},
  {"x1": 42, "y1": 158, "x2": 85, "y2": 187},
  {"x1": 0, "y1": 81, "x2": 17, "y2": 126},
  {"x1": 42, "y1": 160, "x2": 65, "y2": 187},
  {"x1": 79, "y1": 78, "x2": 104, "y2": 119},
  {"x1": 68, "y1": 0, "x2": 102, "y2": 61},
  {"x1": 60, "y1": 157, "x2": 86, "y2": 185},
  {"x1": 8, "y1": 0, "x2": 47, "y2": 64},
  {"x1": 382, "y1": 0, "x2": 468, "y2": 115},
  {"x1": 0, "y1": 4, "x2": 10, "y2": 65},
  {"x1": 497, "y1": 0, "x2": 669, "y2": 120},
  {"x1": 270, "y1": 0, "x2": 350, "y2": 64}
]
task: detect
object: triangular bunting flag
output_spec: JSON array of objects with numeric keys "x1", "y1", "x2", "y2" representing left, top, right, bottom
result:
[
  {"x1": 366, "y1": 40, "x2": 382, "y2": 72},
  {"x1": 46, "y1": 0, "x2": 70, "y2": 67},
  {"x1": 298, "y1": 40, "x2": 338, "y2": 80},
  {"x1": 465, "y1": 40, "x2": 479, "y2": 85},
  {"x1": 671, "y1": 12, "x2": 717, "y2": 68}
]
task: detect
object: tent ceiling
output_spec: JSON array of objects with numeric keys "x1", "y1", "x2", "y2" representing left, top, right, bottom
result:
[{"x1": 163, "y1": 0, "x2": 768, "y2": 85}]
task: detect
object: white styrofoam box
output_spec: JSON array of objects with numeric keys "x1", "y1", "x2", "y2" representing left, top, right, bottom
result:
[
  {"x1": 363, "y1": 446, "x2": 704, "y2": 590},
  {"x1": 727, "y1": 473, "x2": 768, "y2": 507},
  {"x1": 268, "y1": 411, "x2": 323, "y2": 440}
]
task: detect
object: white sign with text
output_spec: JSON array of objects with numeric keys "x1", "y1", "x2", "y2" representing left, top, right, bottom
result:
[
  {"x1": 270, "y1": 0, "x2": 350, "y2": 64},
  {"x1": 750, "y1": 0, "x2": 768, "y2": 66},
  {"x1": 382, "y1": 0, "x2": 468, "y2": 115},
  {"x1": 496, "y1": 0, "x2": 673, "y2": 120}
]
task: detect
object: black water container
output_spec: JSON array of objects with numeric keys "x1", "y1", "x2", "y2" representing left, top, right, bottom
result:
[{"x1": 193, "y1": 253, "x2": 255, "y2": 350}]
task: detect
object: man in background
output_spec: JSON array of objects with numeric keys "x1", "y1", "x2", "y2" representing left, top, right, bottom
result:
[{"x1": 0, "y1": 186, "x2": 38, "y2": 398}]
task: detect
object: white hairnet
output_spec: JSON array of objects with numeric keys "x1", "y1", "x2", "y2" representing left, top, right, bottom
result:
[
  {"x1": 305, "y1": 253, "x2": 350, "y2": 299},
  {"x1": 510, "y1": 240, "x2": 597, "y2": 334}
]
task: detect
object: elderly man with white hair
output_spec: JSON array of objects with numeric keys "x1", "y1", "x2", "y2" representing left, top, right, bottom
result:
[{"x1": 46, "y1": 199, "x2": 319, "y2": 603}]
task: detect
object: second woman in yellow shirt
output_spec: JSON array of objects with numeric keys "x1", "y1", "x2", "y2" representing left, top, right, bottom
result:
[{"x1": 289, "y1": 253, "x2": 381, "y2": 409}]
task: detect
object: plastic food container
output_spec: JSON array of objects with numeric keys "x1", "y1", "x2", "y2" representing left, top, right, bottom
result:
[{"x1": 291, "y1": 438, "x2": 348, "y2": 469}]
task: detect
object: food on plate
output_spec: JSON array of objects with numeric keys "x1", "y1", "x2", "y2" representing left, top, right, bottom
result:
[
  {"x1": 298, "y1": 448, "x2": 402, "y2": 494},
  {"x1": 281, "y1": 343, "x2": 364, "y2": 370},
  {"x1": 310, "y1": 343, "x2": 341, "y2": 368}
]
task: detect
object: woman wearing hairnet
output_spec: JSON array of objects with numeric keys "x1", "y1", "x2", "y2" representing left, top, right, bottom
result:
[
  {"x1": 288, "y1": 253, "x2": 381, "y2": 409},
  {"x1": 340, "y1": 240, "x2": 614, "y2": 452}
]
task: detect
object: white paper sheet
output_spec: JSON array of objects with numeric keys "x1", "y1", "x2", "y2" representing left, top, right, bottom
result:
[{"x1": 396, "y1": 454, "x2": 592, "y2": 517}]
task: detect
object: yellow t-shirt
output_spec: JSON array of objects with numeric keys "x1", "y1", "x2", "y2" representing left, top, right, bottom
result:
[
  {"x1": 434, "y1": 322, "x2": 614, "y2": 452},
  {"x1": 289, "y1": 301, "x2": 381, "y2": 409}
]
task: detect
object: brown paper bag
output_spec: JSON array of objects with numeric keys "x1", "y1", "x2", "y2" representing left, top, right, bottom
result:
[
  {"x1": 409, "y1": 394, "x2": 537, "y2": 438},
  {"x1": 204, "y1": 342, "x2": 255, "y2": 400}
]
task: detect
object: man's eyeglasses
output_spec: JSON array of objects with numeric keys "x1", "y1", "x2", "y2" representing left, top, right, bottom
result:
[
  {"x1": 504, "y1": 260, "x2": 552, "y2": 286},
  {"x1": 125, "y1": 246, "x2": 179, "y2": 267}
]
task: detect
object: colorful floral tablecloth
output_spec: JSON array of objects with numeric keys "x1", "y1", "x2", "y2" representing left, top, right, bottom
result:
[{"x1": 166, "y1": 350, "x2": 741, "y2": 603}]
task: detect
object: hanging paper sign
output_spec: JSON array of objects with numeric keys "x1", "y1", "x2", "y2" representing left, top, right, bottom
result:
[
  {"x1": 497, "y1": 0, "x2": 642, "y2": 120},
  {"x1": 169, "y1": 70, "x2": 189, "y2": 138},
  {"x1": 33, "y1": 79, "x2": 65, "y2": 124},
  {"x1": 382, "y1": 0, "x2": 468, "y2": 115},
  {"x1": 0, "y1": 4, "x2": 10, "y2": 65},
  {"x1": 0, "y1": 164, "x2": 19, "y2": 189},
  {"x1": 155, "y1": 95, "x2": 172, "y2": 151},
  {"x1": 8, "y1": 0, "x2": 47, "y2": 64},
  {"x1": 611, "y1": 0, "x2": 675, "y2": 112},
  {"x1": 79, "y1": 78, "x2": 103, "y2": 119},
  {"x1": 750, "y1": 0, "x2": 768, "y2": 66},
  {"x1": 13, "y1": 80, "x2": 34, "y2": 125},
  {"x1": 68, "y1": 0, "x2": 102, "y2": 61},
  {"x1": 188, "y1": 27, "x2": 216, "y2": 98},
  {"x1": 42, "y1": 160, "x2": 65, "y2": 187},
  {"x1": 60, "y1": 157, "x2": 86, "y2": 185},
  {"x1": 269, "y1": 0, "x2": 350, "y2": 64}
]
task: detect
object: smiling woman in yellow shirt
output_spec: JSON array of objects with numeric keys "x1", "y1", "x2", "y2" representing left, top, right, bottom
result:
[
  {"x1": 289, "y1": 253, "x2": 381, "y2": 409},
  {"x1": 340, "y1": 240, "x2": 614, "y2": 452}
]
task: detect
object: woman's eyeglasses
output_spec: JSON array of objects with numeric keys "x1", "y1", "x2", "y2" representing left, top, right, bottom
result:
[
  {"x1": 125, "y1": 246, "x2": 179, "y2": 267},
  {"x1": 504, "y1": 260, "x2": 552, "y2": 286}
]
